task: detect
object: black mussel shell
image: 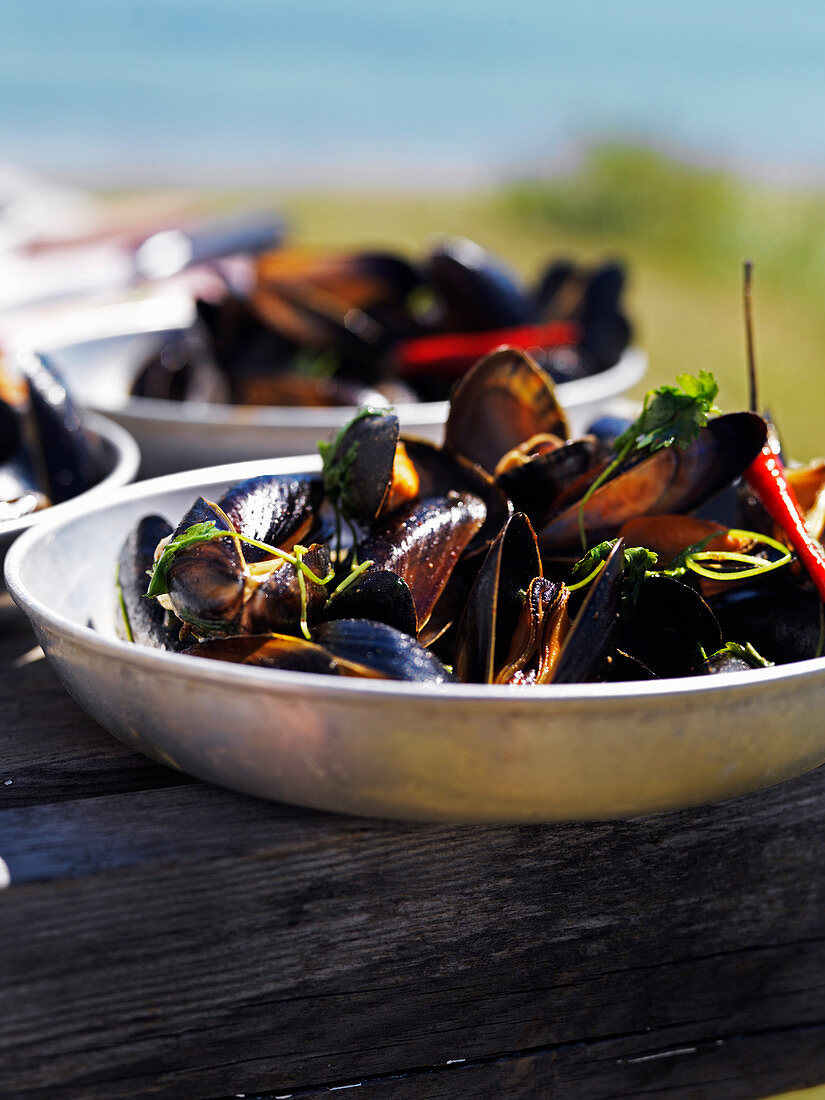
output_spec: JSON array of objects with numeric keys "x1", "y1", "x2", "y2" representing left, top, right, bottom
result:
[
  {"x1": 251, "y1": 278, "x2": 388, "y2": 366},
  {"x1": 360, "y1": 492, "x2": 486, "y2": 630},
  {"x1": 617, "y1": 575, "x2": 722, "y2": 679},
  {"x1": 425, "y1": 237, "x2": 532, "y2": 331},
  {"x1": 166, "y1": 497, "x2": 245, "y2": 633},
  {"x1": 552, "y1": 539, "x2": 625, "y2": 684},
  {"x1": 321, "y1": 410, "x2": 399, "y2": 524},
  {"x1": 579, "y1": 264, "x2": 632, "y2": 372},
  {"x1": 117, "y1": 514, "x2": 182, "y2": 649},
  {"x1": 240, "y1": 543, "x2": 331, "y2": 634},
  {"x1": 445, "y1": 348, "x2": 569, "y2": 476},
  {"x1": 130, "y1": 326, "x2": 229, "y2": 403},
  {"x1": 454, "y1": 512, "x2": 542, "y2": 684},
  {"x1": 23, "y1": 352, "x2": 103, "y2": 504},
  {"x1": 324, "y1": 568, "x2": 418, "y2": 637},
  {"x1": 313, "y1": 619, "x2": 455, "y2": 682},
  {"x1": 217, "y1": 474, "x2": 323, "y2": 561},
  {"x1": 496, "y1": 437, "x2": 602, "y2": 529},
  {"x1": 538, "y1": 413, "x2": 768, "y2": 552},
  {"x1": 183, "y1": 634, "x2": 341, "y2": 676},
  {"x1": 532, "y1": 259, "x2": 577, "y2": 319},
  {"x1": 710, "y1": 583, "x2": 822, "y2": 665}
]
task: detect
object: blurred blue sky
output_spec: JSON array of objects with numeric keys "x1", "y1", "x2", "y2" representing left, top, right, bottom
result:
[{"x1": 2, "y1": 0, "x2": 825, "y2": 185}]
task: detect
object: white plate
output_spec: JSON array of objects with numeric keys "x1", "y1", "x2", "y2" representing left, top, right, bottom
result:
[
  {"x1": 6, "y1": 455, "x2": 825, "y2": 823},
  {"x1": 12, "y1": 296, "x2": 648, "y2": 476},
  {"x1": 0, "y1": 410, "x2": 140, "y2": 573}
]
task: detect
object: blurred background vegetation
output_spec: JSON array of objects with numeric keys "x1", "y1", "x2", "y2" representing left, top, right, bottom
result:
[{"x1": 195, "y1": 143, "x2": 824, "y2": 458}]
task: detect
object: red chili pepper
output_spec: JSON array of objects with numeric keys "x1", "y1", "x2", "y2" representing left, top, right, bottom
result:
[
  {"x1": 745, "y1": 444, "x2": 825, "y2": 601},
  {"x1": 394, "y1": 320, "x2": 582, "y2": 380}
]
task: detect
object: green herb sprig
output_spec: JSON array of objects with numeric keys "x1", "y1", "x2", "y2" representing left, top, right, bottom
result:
[
  {"x1": 568, "y1": 539, "x2": 658, "y2": 613},
  {"x1": 577, "y1": 371, "x2": 720, "y2": 550}
]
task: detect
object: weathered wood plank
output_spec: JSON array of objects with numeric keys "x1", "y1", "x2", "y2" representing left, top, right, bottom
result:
[
  {"x1": 0, "y1": 601, "x2": 195, "y2": 807},
  {"x1": 2, "y1": 767, "x2": 825, "y2": 1098},
  {"x1": 218, "y1": 1028, "x2": 825, "y2": 1100}
]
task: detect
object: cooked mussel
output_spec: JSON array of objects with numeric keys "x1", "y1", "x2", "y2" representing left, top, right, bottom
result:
[
  {"x1": 165, "y1": 497, "x2": 246, "y2": 632},
  {"x1": 444, "y1": 347, "x2": 569, "y2": 475},
  {"x1": 359, "y1": 492, "x2": 486, "y2": 631},
  {"x1": 538, "y1": 412, "x2": 768, "y2": 552},
  {"x1": 217, "y1": 474, "x2": 323, "y2": 560},
  {"x1": 424, "y1": 237, "x2": 532, "y2": 332},
  {"x1": 454, "y1": 512, "x2": 542, "y2": 683}
]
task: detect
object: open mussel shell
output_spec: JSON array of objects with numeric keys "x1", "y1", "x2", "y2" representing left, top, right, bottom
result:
[
  {"x1": 166, "y1": 497, "x2": 245, "y2": 633},
  {"x1": 240, "y1": 543, "x2": 331, "y2": 634},
  {"x1": 616, "y1": 575, "x2": 722, "y2": 679},
  {"x1": 538, "y1": 412, "x2": 768, "y2": 553},
  {"x1": 359, "y1": 492, "x2": 486, "y2": 631},
  {"x1": 183, "y1": 634, "x2": 341, "y2": 676},
  {"x1": 454, "y1": 512, "x2": 542, "y2": 683},
  {"x1": 255, "y1": 249, "x2": 420, "y2": 312},
  {"x1": 117, "y1": 515, "x2": 182, "y2": 650},
  {"x1": 21, "y1": 351, "x2": 103, "y2": 504},
  {"x1": 496, "y1": 437, "x2": 602, "y2": 529},
  {"x1": 323, "y1": 568, "x2": 418, "y2": 637},
  {"x1": 251, "y1": 277, "x2": 388, "y2": 366},
  {"x1": 551, "y1": 539, "x2": 626, "y2": 684},
  {"x1": 217, "y1": 474, "x2": 323, "y2": 561},
  {"x1": 424, "y1": 236, "x2": 532, "y2": 331},
  {"x1": 494, "y1": 577, "x2": 570, "y2": 685},
  {"x1": 323, "y1": 410, "x2": 400, "y2": 524},
  {"x1": 313, "y1": 619, "x2": 455, "y2": 682},
  {"x1": 444, "y1": 347, "x2": 569, "y2": 475}
]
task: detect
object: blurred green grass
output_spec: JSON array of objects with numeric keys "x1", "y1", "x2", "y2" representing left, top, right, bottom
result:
[{"x1": 190, "y1": 144, "x2": 825, "y2": 459}]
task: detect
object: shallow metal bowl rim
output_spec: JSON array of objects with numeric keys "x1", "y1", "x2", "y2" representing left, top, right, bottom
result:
[
  {"x1": 6, "y1": 449, "x2": 824, "y2": 709},
  {"x1": 0, "y1": 410, "x2": 141, "y2": 543}
]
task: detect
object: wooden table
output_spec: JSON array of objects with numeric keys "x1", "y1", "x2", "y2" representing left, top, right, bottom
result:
[{"x1": 2, "y1": 596, "x2": 825, "y2": 1100}]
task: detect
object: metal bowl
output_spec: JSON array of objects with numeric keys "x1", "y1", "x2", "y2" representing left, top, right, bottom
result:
[
  {"x1": 6, "y1": 455, "x2": 825, "y2": 824},
  {"x1": 14, "y1": 296, "x2": 648, "y2": 476},
  {"x1": 0, "y1": 410, "x2": 140, "y2": 574}
]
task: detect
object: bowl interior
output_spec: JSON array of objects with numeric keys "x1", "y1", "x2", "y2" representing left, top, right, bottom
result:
[{"x1": 0, "y1": 411, "x2": 140, "y2": 558}]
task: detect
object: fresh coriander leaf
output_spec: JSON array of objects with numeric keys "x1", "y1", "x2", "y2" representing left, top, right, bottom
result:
[
  {"x1": 621, "y1": 546, "x2": 659, "y2": 612},
  {"x1": 568, "y1": 540, "x2": 657, "y2": 613},
  {"x1": 146, "y1": 521, "x2": 219, "y2": 598},
  {"x1": 614, "y1": 371, "x2": 720, "y2": 456}
]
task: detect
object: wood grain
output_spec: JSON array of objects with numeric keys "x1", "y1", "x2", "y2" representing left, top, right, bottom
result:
[{"x1": 3, "y1": 597, "x2": 825, "y2": 1098}]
